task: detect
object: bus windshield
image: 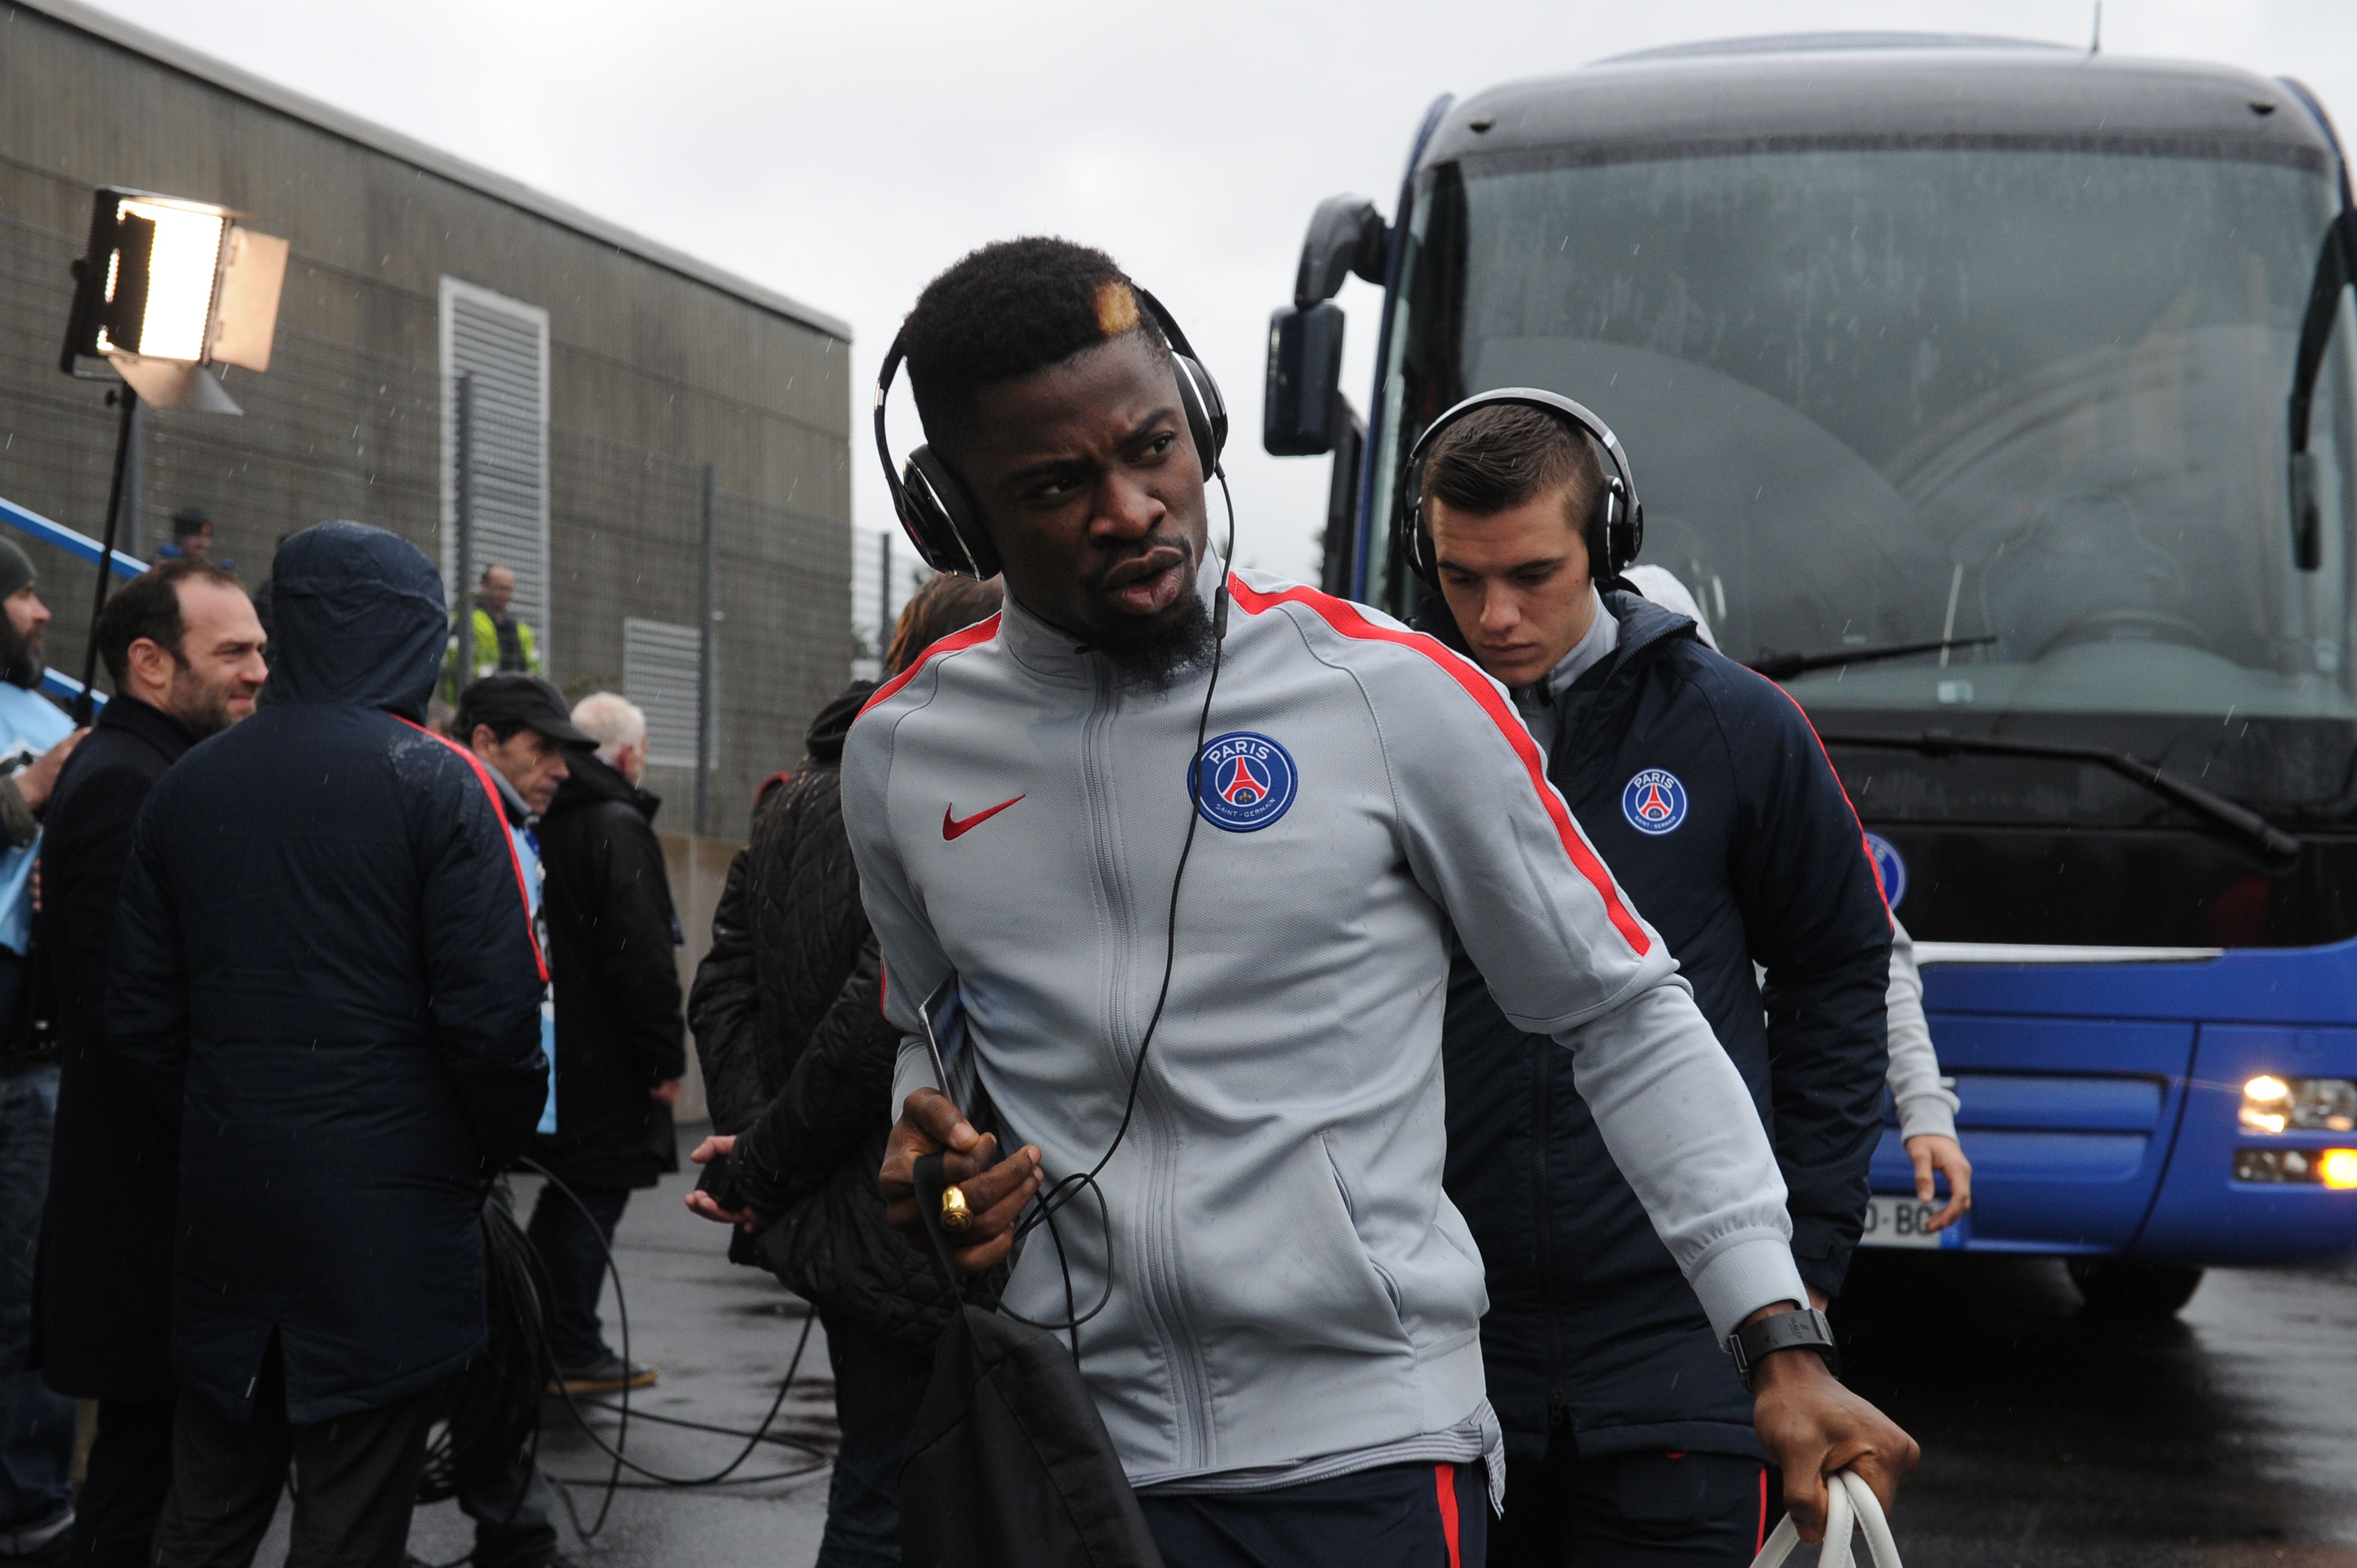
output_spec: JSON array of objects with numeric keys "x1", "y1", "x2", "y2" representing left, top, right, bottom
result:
[{"x1": 1376, "y1": 143, "x2": 2357, "y2": 809}]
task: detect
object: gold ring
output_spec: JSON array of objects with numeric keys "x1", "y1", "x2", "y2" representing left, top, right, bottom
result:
[{"x1": 939, "y1": 1185, "x2": 974, "y2": 1233}]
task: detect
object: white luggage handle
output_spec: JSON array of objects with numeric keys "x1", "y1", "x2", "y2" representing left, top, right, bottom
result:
[{"x1": 1748, "y1": 1470, "x2": 1900, "y2": 1568}]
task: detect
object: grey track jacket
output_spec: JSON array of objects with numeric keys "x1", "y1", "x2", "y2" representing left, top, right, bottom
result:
[{"x1": 842, "y1": 557, "x2": 1808, "y2": 1484}]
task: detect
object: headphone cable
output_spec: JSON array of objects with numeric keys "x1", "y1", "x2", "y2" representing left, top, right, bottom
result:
[{"x1": 1002, "y1": 470, "x2": 1239, "y2": 1358}]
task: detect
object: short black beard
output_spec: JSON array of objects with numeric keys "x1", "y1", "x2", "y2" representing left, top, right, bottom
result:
[
  {"x1": 168, "y1": 664, "x2": 238, "y2": 739},
  {"x1": 0, "y1": 623, "x2": 41, "y2": 690},
  {"x1": 1093, "y1": 593, "x2": 1217, "y2": 694}
]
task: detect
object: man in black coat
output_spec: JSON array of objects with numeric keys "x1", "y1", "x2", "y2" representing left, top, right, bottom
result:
[
  {"x1": 521, "y1": 690, "x2": 684, "y2": 1391},
  {"x1": 1412, "y1": 404, "x2": 1892, "y2": 1566},
  {"x1": 34, "y1": 561, "x2": 265, "y2": 1568},
  {"x1": 109, "y1": 522, "x2": 548, "y2": 1568}
]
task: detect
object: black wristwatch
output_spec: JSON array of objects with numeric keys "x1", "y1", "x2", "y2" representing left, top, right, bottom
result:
[{"x1": 1729, "y1": 1306, "x2": 1841, "y2": 1392}]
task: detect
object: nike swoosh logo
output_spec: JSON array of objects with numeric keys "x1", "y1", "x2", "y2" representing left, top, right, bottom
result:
[{"x1": 942, "y1": 795, "x2": 1025, "y2": 841}]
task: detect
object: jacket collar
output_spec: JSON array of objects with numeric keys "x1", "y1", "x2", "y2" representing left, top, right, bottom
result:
[
  {"x1": 96, "y1": 693, "x2": 200, "y2": 763},
  {"x1": 549, "y1": 748, "x2": 661, "y2": 826},
  {"x1": 1592, "y1": 587, "x2": 1700, "y2": 684},
  {"x1": 996, "y1": 548, "x2": 1227, "y2": 689}
]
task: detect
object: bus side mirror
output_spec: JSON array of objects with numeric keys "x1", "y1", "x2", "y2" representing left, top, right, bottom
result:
[
  {"x1": 1295, "y1": 195, "x2": 1389, "y2": 307},
  {"x1": 1265, "y1": 303, "x2": 1346, "y2": 456}
]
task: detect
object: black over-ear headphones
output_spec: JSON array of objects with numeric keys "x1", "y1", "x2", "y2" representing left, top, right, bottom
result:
[
  {"x1": 872, "y1": 286, "x2": 1229, "y2": 581},
  {"x1": 1397, "y1": 387, "x2": 1645, "y2": 591}
]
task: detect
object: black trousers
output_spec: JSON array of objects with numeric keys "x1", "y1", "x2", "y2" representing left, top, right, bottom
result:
[
  {"x1": 1492, "y1": 1439, "x2": 1771, "y2": 1568},
  {"x1": 523, "y1": 1181, "x2": 630, "y2": 1371},
  {"x1": 68, "y1": 1398, "x2": 175, "y2": 1568},
  {"x1": 149, "y1": 1347, "x2": 437, "y2": 1568},
  {"x1": 1141, "y1": 1461, "x2": 1488, "y2": 1568},
  {"x1": 812, "y1": 1304, "x2": 933, "y2": 1568}
]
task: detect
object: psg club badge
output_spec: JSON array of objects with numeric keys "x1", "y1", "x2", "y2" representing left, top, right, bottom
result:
[
  {"x1": 1193, "y1": 732, "x2": 1298, "y2": 832},
  {"x1": 1864, "y1": 831, "x2": 1908, "y2": 910},
  {"x1": 1621, "y1": 768, "x2": 1688, "y2": 836}
]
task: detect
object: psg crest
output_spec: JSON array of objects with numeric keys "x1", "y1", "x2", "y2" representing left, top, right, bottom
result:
[
  {"x1": 1864, "y1": 832, "x2": 1907, "y2": 910},
  {"x1": 1193, "y1": 732, "x2": 1298, "y2": 832},
  {"x1": 1621, "y1": 768, "x2": 1688, "y2": 836}
]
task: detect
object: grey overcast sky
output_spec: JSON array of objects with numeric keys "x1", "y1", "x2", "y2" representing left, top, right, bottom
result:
[{"x1": 75, "y1": 0, "x2": 2357, "y2": 581}]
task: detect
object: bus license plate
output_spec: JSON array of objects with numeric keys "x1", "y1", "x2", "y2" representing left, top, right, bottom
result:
[{"x1": 1859, "y1": 1194, "x2": 1966, "y2": 1250}]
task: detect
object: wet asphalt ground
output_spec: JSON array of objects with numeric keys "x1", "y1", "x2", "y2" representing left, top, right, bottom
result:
[
  {"x1": 242, "y1": 1135, "x2": 2357, "y2": 1565},
  {"x1": 1840, "y1": 1250, "x2": 2357, "y2": 1566}
]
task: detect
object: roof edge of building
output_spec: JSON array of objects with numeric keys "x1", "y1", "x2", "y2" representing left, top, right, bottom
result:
[{"x1": 10, "y1": 0, "x2": 856, "y2": 342}]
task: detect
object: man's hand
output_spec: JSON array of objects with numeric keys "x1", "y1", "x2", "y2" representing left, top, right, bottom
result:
[
  {"x1": 880, "y1": 1087, "x2": 1041, "y2": 1273},
  {"x1": 17, "y1": 728, "x2": 86, "y2": 813},
  {"x1": 1748, "y1": 1304, "x2": 1918, "y2": 1542},
  {"x1": 1904, "y1": 1133, "x2": 1974, "y2": 1232},
  {"x1": 682, "y1": 1134, "x2": 772, "y2": 1233},
  {"x1": 649, "y1": 1077, "x2": 684, "y2": 1106}
]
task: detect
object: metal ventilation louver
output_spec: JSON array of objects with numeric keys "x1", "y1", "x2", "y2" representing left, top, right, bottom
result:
[
  {"x1": 441, "y1": 278, "x2": 551, "y2": 654},
  {"x1": 624, "y1": 617, "x2": 705, "y2": 769}
]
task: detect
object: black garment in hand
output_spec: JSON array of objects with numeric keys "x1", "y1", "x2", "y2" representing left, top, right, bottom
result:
[
  {"x1": 107, "y1": 522, "x2": 548, "y2": 1427},
  {"x1": 530, "y1": 750, "x2": 684, "y2": 1191},
  {"x1": 688, "y1": 678, "x2": 978, "y2": 1349},
  {"x1": 33, "y1": 693, "x2": 194, "y2": 1404},
  {"x1": 1421, "y1": 588, "x2": 1891, "y2": 1466}
]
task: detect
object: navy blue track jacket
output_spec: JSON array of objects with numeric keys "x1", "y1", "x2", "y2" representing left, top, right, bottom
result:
[
  {"x1": 108, "y1": 522, "x2": 549, "y2": 1424},
  {"x1": 1420, "y1": 587, "x2": 1891, "y2": 1463}
]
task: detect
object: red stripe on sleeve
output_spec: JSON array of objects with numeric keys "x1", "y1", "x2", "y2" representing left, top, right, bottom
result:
[
  {"x1": 858, "y1": 614, "x2": 1003, "y2": 720},
  {"x1": 1435, "y1": 1463, "x2": 1462, "y2": 1568},
  {"x1": 1226, "y1": 576, "x2": 1651, "y2": 957},
  {"x1": 1754, "y1": 673, "x2": 1893, "y2": 916},
  {"x1": 397, "y1": 716, "x2": 549, "y2": 983}
]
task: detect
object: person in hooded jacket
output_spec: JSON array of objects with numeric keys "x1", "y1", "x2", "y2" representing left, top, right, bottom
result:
[
  {"x1": 108, "y1": 522, "x2": 549, "y2": 1568},
  {"x1": 1410, "y1": 403, "x2": 1893, "y2": 1566},
  {"x1": 528, "y1": 688, "x2": 685, "y2": 1392},
  {"x1": 684, "y1": 570, "x2": 1002, "y2": 1568}
]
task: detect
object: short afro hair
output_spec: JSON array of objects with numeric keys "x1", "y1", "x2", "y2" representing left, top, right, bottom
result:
[{"x1": 899, "y1": 237, "x2": 1170, "y2": 453}]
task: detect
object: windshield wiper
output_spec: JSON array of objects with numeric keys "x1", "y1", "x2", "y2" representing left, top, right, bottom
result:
[
  {"x1": 1816, "y1": 729, "x2": 2302, "y2": 868},
  {"x1": 1747, "y1": 636, "x2": 1995, "y2": 681}
]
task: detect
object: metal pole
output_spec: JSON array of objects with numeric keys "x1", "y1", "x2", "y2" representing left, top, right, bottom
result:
[
  {"x1": 453, "y1": 372, "x2": 475, "y2": 693},
  {"x1": 119, "y1": 395, "x2": 144, "y2": 559},
  {"x1": 696, "y1": 463, "x2": 715, "y2": 837},
  {"x1": 879, "y1": 528, "x2": 892, "y2": 661},
  {"x1": 75, "y1": 385, "x2": 138, "y2": 724}
]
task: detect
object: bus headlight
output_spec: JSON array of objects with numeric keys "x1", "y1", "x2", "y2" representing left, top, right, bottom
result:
[
  {"x1": 2239, "y1": 1075, "x2": 2357, "y2": 1134},
  {"x1": 2234, "y1": 1147, "x2": 2357, "y2": 1187}
]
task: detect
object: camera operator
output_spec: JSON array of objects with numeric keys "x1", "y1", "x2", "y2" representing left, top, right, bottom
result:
[
  {"x1": 109, "y1": 524, "x2": 547, "y2": 1568},
  {"x1": 831, "y1": 240, "x2": 1914, "y2": 1567},
  {"x1": 34, "y1": 561, "x2": 264, "y2": 1568}
]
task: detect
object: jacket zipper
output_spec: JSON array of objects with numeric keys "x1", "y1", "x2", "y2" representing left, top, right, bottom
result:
[
  {"x1": 1534, "y1": 1031, "x2": 1567, "y2": 1433},
  {"x1": 1080, "y1": 663, "x2": 1213, "y2": 1467},
  {"x1": 1539, "y1": 714, "x2": 1577, "y2": 1438}
]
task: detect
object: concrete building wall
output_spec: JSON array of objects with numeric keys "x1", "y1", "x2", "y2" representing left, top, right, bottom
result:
[{"x1": 0, "y1": 0, "x2": 853, "y2": 839}]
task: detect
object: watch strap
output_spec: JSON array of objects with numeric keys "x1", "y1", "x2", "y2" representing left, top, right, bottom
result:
[{"x1": 1730, "y1": 1306, "x2": 1841, "y2": 1391}]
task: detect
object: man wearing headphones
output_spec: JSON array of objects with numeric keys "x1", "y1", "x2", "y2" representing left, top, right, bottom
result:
[
  {"x1": 1406, "y1": 397, "x2": 1898, "y2": 1566},
  {"x1": 847, "y1": 238, "x2": 1914, "y2": 1568}
]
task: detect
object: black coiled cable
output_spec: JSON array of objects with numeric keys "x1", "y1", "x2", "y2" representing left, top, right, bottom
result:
[
  {"x1": 412, "y1": 1164, "x2": 827, "y2": 1564},
  {"x1": 418, "y1": 1194, "x2": 554, "y2": 1504}
]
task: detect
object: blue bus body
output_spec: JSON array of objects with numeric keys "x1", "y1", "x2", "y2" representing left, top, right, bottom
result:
[{"x1": 1274, "y1": 35, "x2": 2357, "y2": 1272}]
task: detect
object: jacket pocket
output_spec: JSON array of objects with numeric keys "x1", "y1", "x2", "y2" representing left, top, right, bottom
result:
[{"x1": 1323, "y1": 1136, "x2": 1405, "y2": 1323}]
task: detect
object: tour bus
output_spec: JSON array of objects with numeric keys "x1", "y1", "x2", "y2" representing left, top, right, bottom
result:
[{"x1": 1265, "y1": 34, "x2": 2357, "y2": 1315}]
